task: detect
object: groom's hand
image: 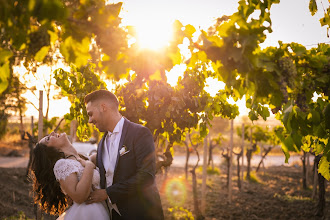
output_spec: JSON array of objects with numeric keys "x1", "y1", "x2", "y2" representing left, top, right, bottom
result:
[{"x1": 86, "y1": 189, "x2": 108, "y2": 204}]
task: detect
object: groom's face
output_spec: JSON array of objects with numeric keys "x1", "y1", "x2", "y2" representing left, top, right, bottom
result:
[{"x1": 86, "y1": 100, "x2": 106, "y2": 132}]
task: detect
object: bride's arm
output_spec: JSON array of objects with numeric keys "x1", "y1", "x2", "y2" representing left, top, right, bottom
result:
[
  {"x1": 59, "y1": 160, "x2": 95, "y2": 204},
  {"x1": 90, "y1": 153, "x2": 97, "y2": 165}
]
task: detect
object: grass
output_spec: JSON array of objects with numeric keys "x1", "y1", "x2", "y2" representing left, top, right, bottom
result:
[
  {"x1": 167, "y1": 206, "x2": 194, "y2": 220},
  {"x1": 196, "y1": 166, "x2": 221, "y2": 175},
  {"x1": 3, "y1": 212, "x2": 33, "y2": 220},
  {"x1": 245, "y1": 171, "x2": 261, "y2": 184},
  {"x1": 273, "y1": 193, "x2": 312, "y2": 202}
]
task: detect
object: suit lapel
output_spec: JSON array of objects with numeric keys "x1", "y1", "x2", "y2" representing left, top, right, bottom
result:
[
  {"x1": 114, "y1": 118, "x2": 129, "y2": 173},
  {"x1": 98, "y1": 132, "x2": 107, "y2": 189}
]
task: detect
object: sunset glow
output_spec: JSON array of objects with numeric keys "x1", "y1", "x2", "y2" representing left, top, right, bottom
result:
[
  {"x1": 134, "y1": 21, "x2": 173, "y2": 50},
  {"x1": 14, "y1": 0, "x2": 329, "y2": 119}
]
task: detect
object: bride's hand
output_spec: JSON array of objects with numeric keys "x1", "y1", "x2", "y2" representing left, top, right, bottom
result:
[{"x1": 78, "y1": 158, "x2": 95, "y2": 169}]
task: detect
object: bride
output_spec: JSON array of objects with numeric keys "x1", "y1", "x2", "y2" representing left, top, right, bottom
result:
[{"x1": 30, "y1": 131, "x2": 109, "y2": 219}]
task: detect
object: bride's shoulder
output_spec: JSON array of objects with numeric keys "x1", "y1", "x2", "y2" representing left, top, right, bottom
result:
[
  {"x1": 54, "y1": 158, "x2": 79, "y2": 166},
  {"x1": 53, "y1": 159, "x2": 81, "y2": 181},
  {"x1": 54, "y1": 159, "x2": 81, "y2": 173}
]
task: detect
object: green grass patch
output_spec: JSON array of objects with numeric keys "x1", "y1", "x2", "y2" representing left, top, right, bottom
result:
[
  {"x1": 168, "y1": 206, "x2": 194, "y2": 220},
  {"x1": 244, "y1": 171, "x2": 261, "y2": 183},
  {"x1": 273, "y1": 193, "x2": 312, "y2": 202},
  {"x1": 196, "y1": 166, "x2": 220, "y2": 175},
  {"x1": 3, "y1": 211, "x2": 33, "y2": 220}
]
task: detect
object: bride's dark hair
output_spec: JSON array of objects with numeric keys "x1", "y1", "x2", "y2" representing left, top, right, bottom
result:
[{"x1": 29, "y1": 142, "x2": 67, "y2": 215}]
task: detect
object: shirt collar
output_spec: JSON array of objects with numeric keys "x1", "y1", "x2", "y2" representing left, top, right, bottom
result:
[{"x1": 107, "y1": 117, "x2": 124, "y2": 137}]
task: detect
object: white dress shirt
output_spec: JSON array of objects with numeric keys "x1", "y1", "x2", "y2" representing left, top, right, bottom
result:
[
  {"x1": 102, "y1": 117, "x2": 124, "y2": 216},
  {"x1": 103, "y1": 116, "x2": 124, "y2": 187}
]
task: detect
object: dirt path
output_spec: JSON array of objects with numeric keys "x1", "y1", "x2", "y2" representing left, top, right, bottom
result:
[
  {"x1": 0, "y1": 143, "x2": 329, "y2": 219},
  {"x1": 1, "y1": 165, "x2": 329, "y2": 220},
  {"x1": 0, "y1": 156, "x2": 29, "y2": 168}
]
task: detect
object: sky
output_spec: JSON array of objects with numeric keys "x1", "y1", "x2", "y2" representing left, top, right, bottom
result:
[
  {"x1": 119, "y1": 0, "x2": 329, "y2": 48},
  {"x1": 21, "y1": 0, "x2": 330, "y2": 119}
]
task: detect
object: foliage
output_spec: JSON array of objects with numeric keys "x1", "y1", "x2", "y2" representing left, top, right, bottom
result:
[
  {"x1": 0, "y1": 75, "x2": 27, "y2": 139},
  {"x1": 0, "y1": 48, "x2": 12, "y2": 94},
  {"x1": 193, "y1": 0, "x2": 330, "y2": 179},
  {"x1": 168, "y1": 206, "x2": 194, "y2": 220},
  {"x1": 1, "y1": 0, "x2": 329, "y2": 179},
  {"x1": 0, "y1": 0, "x2": 127, "y2": 95},
  {"x1": 116, "y1": 62, "x2": 239, "y2": 145},
  {"x1": 308, "y1": 0, "x2": 330, "y2": 37},
  {"x1": 54, "y1": 63, "x2": 106, "y2": 141},
  {"x1": 32, "y1": 116, "x2": 59, "y2": 135},
  {"x1": 237, "y1": 124, "x2": 270, "y2": 144}
]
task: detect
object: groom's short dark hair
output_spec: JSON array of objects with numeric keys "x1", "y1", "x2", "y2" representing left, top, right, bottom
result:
[{"x1": 84, "y1": 89, "x2": 119, "y2": 107}]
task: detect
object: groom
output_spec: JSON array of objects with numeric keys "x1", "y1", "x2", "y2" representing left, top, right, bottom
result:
[{"x1": 84, "y1": 89, "x2": 164, "y2": 220}]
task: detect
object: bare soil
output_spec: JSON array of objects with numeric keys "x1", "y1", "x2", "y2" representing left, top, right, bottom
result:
[{"x1": 0, "y1": 145, "x2": 330, "y2": 220}]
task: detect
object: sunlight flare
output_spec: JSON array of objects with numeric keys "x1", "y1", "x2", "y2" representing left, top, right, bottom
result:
[
  {"x1": 133, "y1": 20, "x2": 173, "y2": 50},
  {"x1": 161, "y1": 177, "x2": 188, "y2": 207}
]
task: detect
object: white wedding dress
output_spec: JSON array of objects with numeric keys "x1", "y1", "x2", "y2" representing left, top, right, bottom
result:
[{"x1": 53, "y1": 159, "x2": 109, "y2": 220}]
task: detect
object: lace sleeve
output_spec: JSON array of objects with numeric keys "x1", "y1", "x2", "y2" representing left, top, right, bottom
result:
[{"x1": 53, "y1": 159, "x2": 80, "y2": 181}]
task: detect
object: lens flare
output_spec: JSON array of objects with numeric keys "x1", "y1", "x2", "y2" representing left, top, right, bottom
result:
[{"x1": 162, "y1": 177, "x2": 188, "y2": 207}]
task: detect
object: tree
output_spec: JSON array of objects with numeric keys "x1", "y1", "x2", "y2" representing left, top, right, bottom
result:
[
  {"x1": 185, "y1": 130, "x2": 204, "y2": 220},
  {"x1": 0, "y1": 0, "x2": 127, "y2": 95},
  {"x1": 0, "y1": 75, "x2": 27, "y2": 139},
  {"x1": 192, "y1": 0, "x2": 329, "y2": 215},
  {"x1": 191, "y1": 0, "x2": 330, "y2": 180},
  {"x1": 256, "y1": 127, "x2": 280, "y2": 173},
  {"x1": 208, "y1": 133, "x2": 224, "y2": 170},
  {"x1": 237, "y1": 125, "x2": 269, "y2": 179},
  {"x1": 54, "y1": 63, "x2": 106, "y2": 140},
  {"x1": 308, "y1": 0, "x2": 330, "y2": 37}
]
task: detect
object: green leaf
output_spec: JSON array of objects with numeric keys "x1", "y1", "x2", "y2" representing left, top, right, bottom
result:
[
  {"x1": 320, "y1": 9, "x2": 330, "y2": 27},
  {"x1": 284, "y1": 136, "x2": 295, "y2": 152},
  {"x1": 259, "y1": 105, "x2": 270, "y2": 120},
  {"x1": 28, "y1": 0, "x2": 36, "y2": 11},
  {"x1": 326, "y1": 141, "x2": 330, "y2": 162},
  {"x1": 0, "y1": 49, "x2": 13, "y2": 63},
  {"x1": 281, "y1": 143, "x2": 290, "y2": 163},
  {"x1": 309, "y1": 0, "x2": 317, "y2": 16},
  {"x1": 48, "y1": 30, "x2": 58, "y2": 45},
  {"x1": 184, "y1": 24, "x2": 196, "y2": 38},
  {"x1": 173, "y1": 20, "x2": 183, "y2": 31},
  {"x1": 314, "y1": 141, "x2": 324, "y2": 155},
  {"x1": 169, "y1": 49, "x2": 182, "y2": 66},
  {"x1": 149, "y1": 70, "x2": 162, "y2": 81},
  {"x1": 34, "y1": 46, "x2": 50, "y2": 62},
  {"x1": 324, "y1": 103, "x2": 330, "y2": 130},
  {"x1": 0, "y1": 62, "x2": 10, "y2": 94},
  {"x1": 324, "y1": 141, "x2": 330, "y2": 155},
  {"x1": 318, "y1": 156, "x2": 330, "y2": 181},
  {"x1": 292, "y1": 132, "x2": 302, "y2": 150},
  {"x1": 283, "y1": 110, "x2": 293, "y2": 133},
  {"x1": 60, "y1": 37, "x2": 91, "y2": 67},
  {"x1": 248, "y1": 110, "x2": 258, "y2": 121},
  {"x1": 311, "y1": 110, "x2": 320, "y2": 124}
]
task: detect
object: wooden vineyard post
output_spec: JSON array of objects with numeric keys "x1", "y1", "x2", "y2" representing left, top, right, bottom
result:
[
  {"x1": 228, "y1": 120, "x2": 234, "y2": 203},
  {"x1": 241, "y1": 123, "x2": 244, "y2": 189},
  {"x1": 202, "y1": 132, "x2": 208, "y2": 213},
  {"x1": 36, "y1": 90, "x2": 43, "y2": 220}
]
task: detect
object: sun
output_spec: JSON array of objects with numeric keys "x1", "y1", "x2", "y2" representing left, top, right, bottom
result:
[{"x1": 133, "y1": 21, "x2": 173, "y2": 50}]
